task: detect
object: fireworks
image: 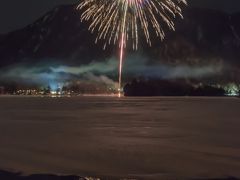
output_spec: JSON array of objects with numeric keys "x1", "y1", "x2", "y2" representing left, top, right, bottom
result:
[{"x1": 77, "y1": 0, "x2": 187, "y2": 96}]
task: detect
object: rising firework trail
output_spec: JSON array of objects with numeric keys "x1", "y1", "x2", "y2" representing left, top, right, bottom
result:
[{"x1": 77, "y1": 0, "x2": 187, "y2": 96}]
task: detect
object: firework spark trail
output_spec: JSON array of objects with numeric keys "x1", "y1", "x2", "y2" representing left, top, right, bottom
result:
[
  {"x1": 118, "y1": 1, "x2": 128, "y2": 97},
  {"x1": 119, "y1": 33, "x2": 125, "y2": 97},
  {"x1": 77, "y1": 0, "x2": 187, "y2": 96}
]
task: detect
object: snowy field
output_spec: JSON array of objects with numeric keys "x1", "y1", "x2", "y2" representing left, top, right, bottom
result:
[{"x1": 0, "y1": 96, "x2": 240, "y2": 179}]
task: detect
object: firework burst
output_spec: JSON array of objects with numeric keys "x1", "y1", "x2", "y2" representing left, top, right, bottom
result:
[{"x1": 77, "y1": 0, "x2": 187, "y2": 96}]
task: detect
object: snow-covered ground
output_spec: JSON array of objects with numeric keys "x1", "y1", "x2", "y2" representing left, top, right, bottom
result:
[{"x1": 0, "y1": 96, "x2": 240, "y2": 179}]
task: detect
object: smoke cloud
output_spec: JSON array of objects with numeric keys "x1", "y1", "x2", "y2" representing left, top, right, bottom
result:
[
  {"x1": 0, "y1": 55, "x2": 224, "y2": 89},
  {"x1": 123, "y1": 55, "x2": 223, "y2": 79}
]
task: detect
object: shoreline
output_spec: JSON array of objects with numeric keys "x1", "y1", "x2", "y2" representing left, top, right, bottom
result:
[
  {"x1": 0, "y1": 94, "x2": 239, "y2": 97},
  {"x1": 0, "y1": 170, "x2": 85, "y2": 180},
  {"x1": 0, "y1": 170, "x2": 239, "y2": 180}
]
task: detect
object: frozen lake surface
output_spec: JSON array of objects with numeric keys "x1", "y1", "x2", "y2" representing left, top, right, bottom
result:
[{"x1": 0, "y1": 96, "x2": 240, "y2": 179}]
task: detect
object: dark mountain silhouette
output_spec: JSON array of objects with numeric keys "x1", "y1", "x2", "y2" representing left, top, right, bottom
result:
[
  {"x1": 146, "y1": 9, "x2": 240, "y2": 65},
  {"x1": 0, "y1": 5, "x2": 240, "y2": 68},
  {"x1": 0, "y1": 5, "x2": 113, "y2": 67}
]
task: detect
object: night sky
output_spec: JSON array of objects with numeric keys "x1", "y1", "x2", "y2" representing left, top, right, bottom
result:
[{"x1": 0, "y1": 0, "x2": 240, "y2": 34}]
